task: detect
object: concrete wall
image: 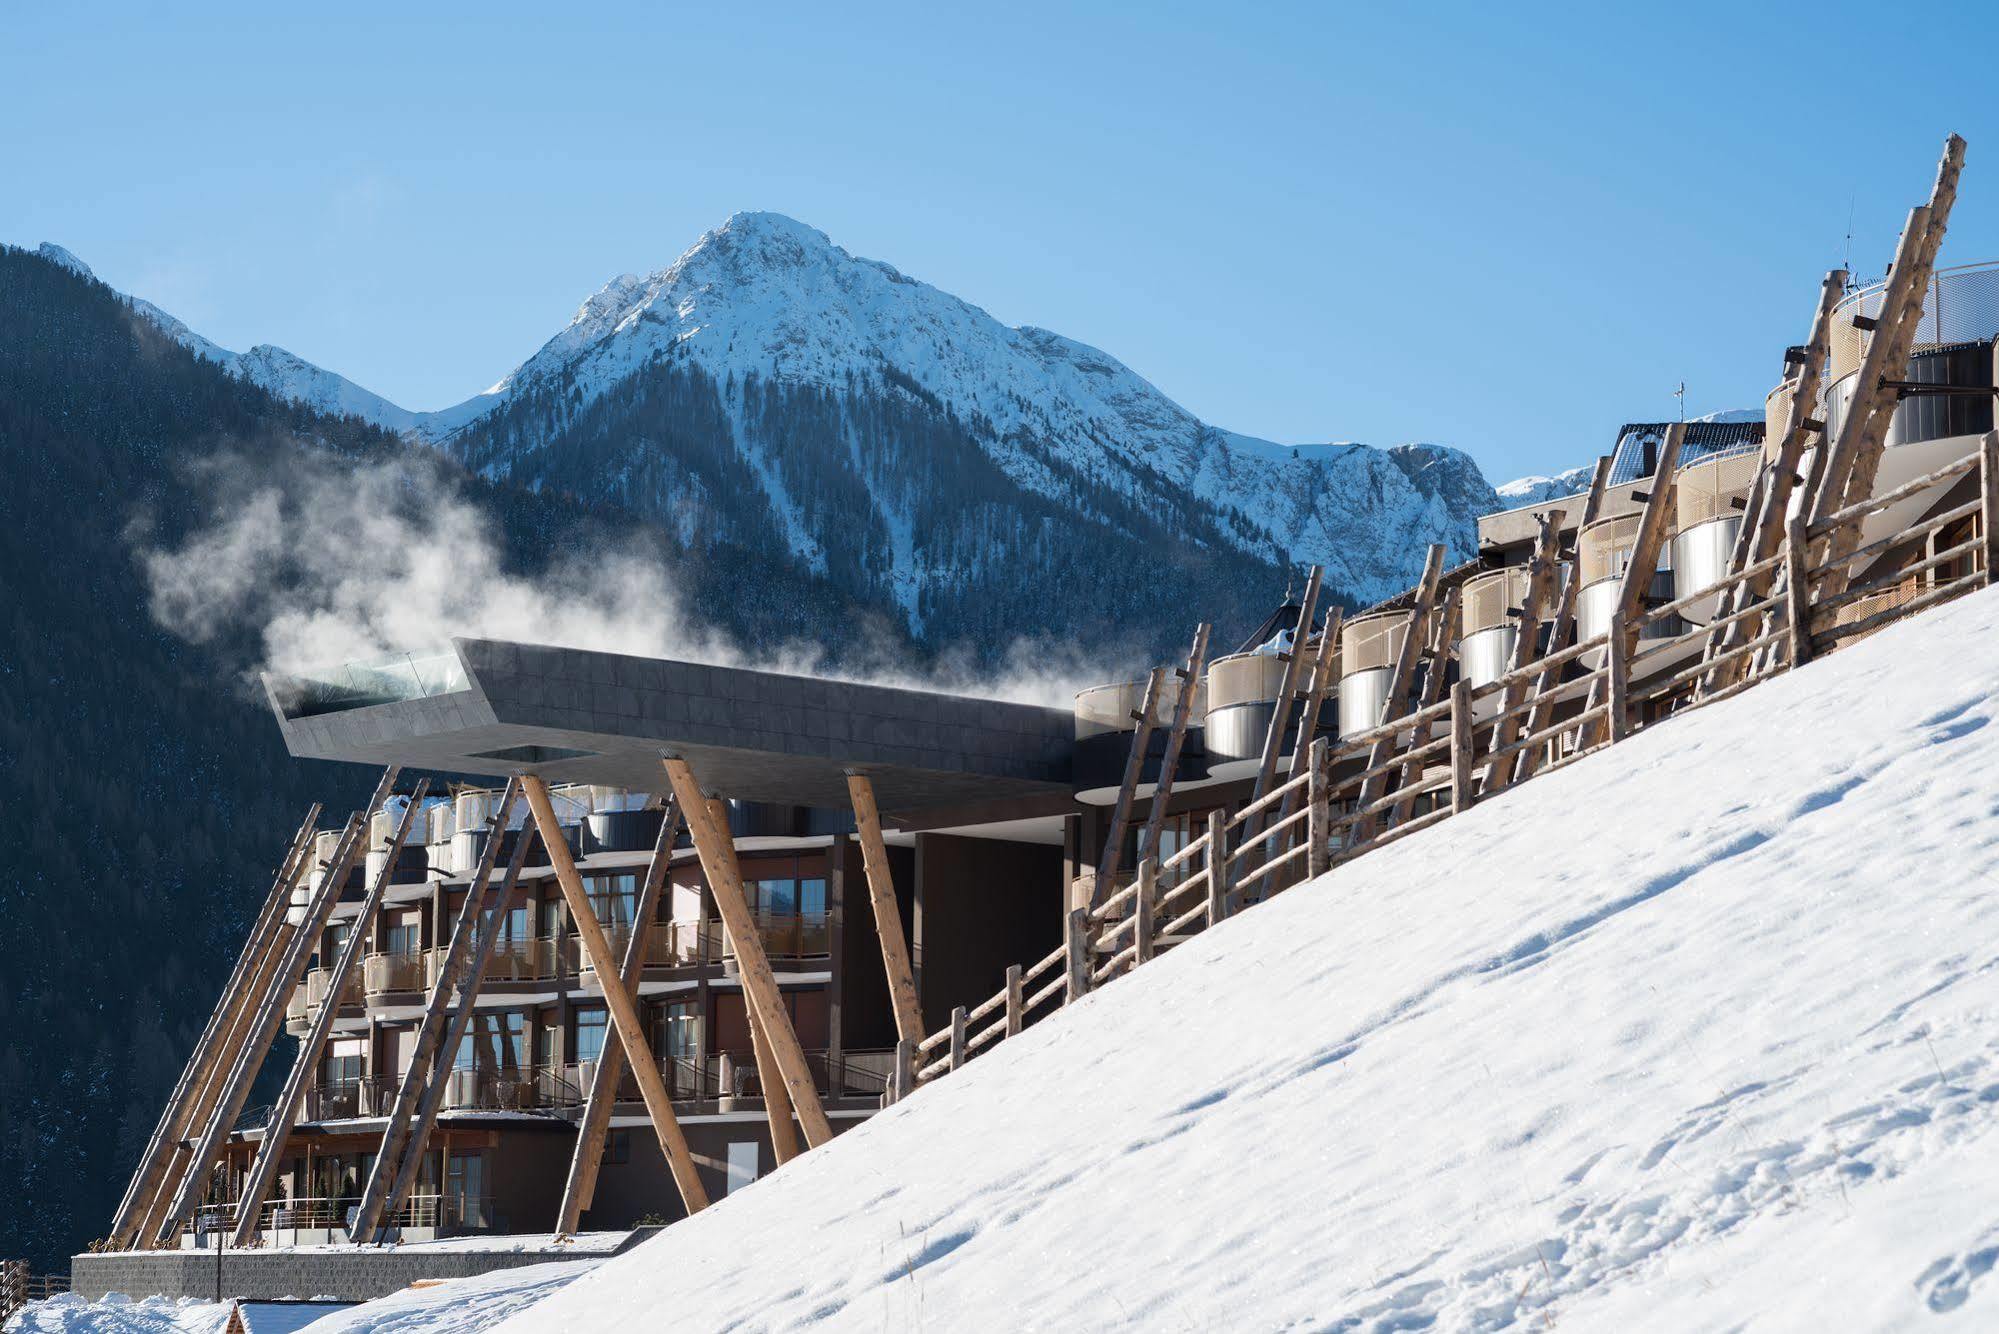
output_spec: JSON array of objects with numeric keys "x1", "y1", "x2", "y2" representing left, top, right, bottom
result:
[{"x1": 71, "y1": 1229, "x2": 657, "y2": 1303}]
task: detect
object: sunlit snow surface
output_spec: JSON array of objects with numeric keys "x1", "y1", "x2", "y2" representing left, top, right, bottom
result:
[{"x1": 462, "y1": 584, "x2": 1999, "y2": 1331}]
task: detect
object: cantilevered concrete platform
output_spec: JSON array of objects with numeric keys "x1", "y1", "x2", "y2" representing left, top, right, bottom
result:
[{"x1": 266, "y1": 638, "x2": 1075, "y2": 817}]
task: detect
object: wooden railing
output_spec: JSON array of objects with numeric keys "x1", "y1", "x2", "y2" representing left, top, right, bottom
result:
[
  {"x1": 0, "y1": 1260, "x2": 68, "y2": 1319},
  {"x1": 887, "y1": 431, "x2": 1999, "y2": 1099}
]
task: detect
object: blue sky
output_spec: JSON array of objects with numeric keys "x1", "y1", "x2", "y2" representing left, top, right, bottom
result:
[{"x1": 6, "y1": 1, "x2": 1998, "y2": 481}]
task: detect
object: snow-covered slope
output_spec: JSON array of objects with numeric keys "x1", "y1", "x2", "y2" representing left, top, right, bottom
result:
[
  {"x1": 486, "y1": 585, "x2": 1999, "y2": 1331},
  {"x1": 1495, "y1": 464, "x2": 1594, "y2": 508}
]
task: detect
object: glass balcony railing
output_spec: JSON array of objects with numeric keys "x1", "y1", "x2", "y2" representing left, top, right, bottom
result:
[{"x1": 270, "y1": 650, "x2": 472, "y2": 720}]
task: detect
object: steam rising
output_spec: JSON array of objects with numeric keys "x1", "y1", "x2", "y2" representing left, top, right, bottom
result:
[{"x1": 137, "y1": 449, "x2": 1125, "y2": 710}]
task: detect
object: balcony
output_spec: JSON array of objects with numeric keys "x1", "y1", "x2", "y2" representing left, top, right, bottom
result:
[
  {"x1": 305, "y1": 966, "x2": 363, "y2": 1013},
  {"x1": 569, "y1": 1048, "x2": 894, "y2": 1108},
  {"x1": 477, "y1": 936, "x2": 562, "y2": 985},
  {"x1": 363, "y1": 950, "x2": 427, "y2": 997},
  {"x1": 441, "y1": 1064, "x2": 585, "y2": 1113},
  {"x1": 576, "y1": 914, "x2": 832, "y2": 978},
  {"x1": 195, "y1": 1192, "x2": 497, "y2": 1246}
]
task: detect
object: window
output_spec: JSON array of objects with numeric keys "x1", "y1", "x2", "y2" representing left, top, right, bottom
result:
[
  {"x1": 383, "y1": 917, "x2": 422, "y2": 957},
  {"x1": 655, "y1": 1001, "x2": 699, "y2": 1064},
  {"x1": 500, "y1": 901, "x2": 532, "y2": 943},
  {"x1": 583, "y1": 873, "x2": 638, "y2": 929},
  {"x1": 455, "y1": 1011, "x2": 527, "y2": 1073},
  {"x1": 572, "y1": 1006, "x2": 608, "y2": 1066},
  {"x1": 726, "y1": 1141, "x2": 758, "y2": 1195}
]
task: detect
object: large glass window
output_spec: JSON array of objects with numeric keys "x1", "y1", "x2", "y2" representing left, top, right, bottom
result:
[
  {"x1": 583, "y1": 873, "x2": 638, "y2": 929},
  {"x1": 383, "y1": 916, "x2": 422, "y2": 956},
  {"x1": 572, "y1": 1006, "x2": 608, "y2": 1066},
  {"x1": 454, "y1": 1011, "x2": 527, "y2": 1073}
]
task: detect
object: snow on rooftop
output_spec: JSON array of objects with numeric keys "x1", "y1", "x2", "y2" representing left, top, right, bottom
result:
[{"x1": 397, "y1": 582, "x2": 1999, "y2": 1330}]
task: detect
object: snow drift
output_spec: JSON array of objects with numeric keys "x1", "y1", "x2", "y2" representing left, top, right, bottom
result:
[{"x1": 485, "y1": 584, "x2": 1999, "y2": 1331}]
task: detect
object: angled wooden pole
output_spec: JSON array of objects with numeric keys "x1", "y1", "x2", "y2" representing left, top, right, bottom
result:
[
  {"x1": 233, "y1": 783, "x2": 429, "y2": 1245},
  {"x1": 554, "y1": 797, "x2": 682, "y2": 1237},
  {"x1": 522, "y1": 775, "x2": 713, "y2": 1213},
  {"x1": 1480, "y1": 509, "x2": 1565, "y2": 794},
  {"x1": 372, "y1": 822, "x2": 548, "y2": 1240},
  {"x1": 350, "y1": 778, "x2": 524, "y2": 1241},
  {"x1": 1089, "y1": 667, "x2": 1167, "y2": 910},
  {"x1": 1572, "y1": 425, "x2": 1685, "y2": 751},
  {"x1": 1353, "y1": 545, "x2": 1445, "y2": 841},
  {"x1": 1250, "y1": 567, "x2": 1324, "y2": 805},
  {"x1": 703, "y1": 796, "x2": 799, "y2": 1166},
  {"x1": 845, "y1": 771, "x2": 923, "y2": 1046},
  {"x1": 1263, "y1": 612, "x2": 1343, "y2": 896},
  {"x1": 1134, "y1": 623, "x2": 1212, "y2": 867},
  {"x1": 663, "y1": 757, "x2": 833, "y2": 1148},
  {"x1": 1701, "y1": 268, "x2": 1847, "y2": 697},
  {"x1": 110, "y1": 804, "x2": 320, "y2": 1248},
  {"x1": 1284, "y1": 610, "x2": 1341, "y2": 786},
  {"x1": 1391, "y1": 583, "x2": 1462, "y2": 823},
  {"x1": 152, "y1": 768, "x2": 398, "y2": 1247},
  {"x1": 1517, "y1": 458, "x2": 1612, "y2": 778},
  {"x1": 1814, "y1": 136, "x2": 1966, "y2": 594}
]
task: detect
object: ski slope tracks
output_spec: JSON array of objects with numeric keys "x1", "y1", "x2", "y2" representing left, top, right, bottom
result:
[{"x1": 483, "y1": 583, "x2": 1999, "y2": 1331}]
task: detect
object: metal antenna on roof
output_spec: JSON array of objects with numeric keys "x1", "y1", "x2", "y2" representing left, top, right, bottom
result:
[
  {"x1": 1843, "y1": 190, "x2": 1856, "y2": 279},
  {"x1": 1674, "y1": 381, "x2": 1686, "y2": 423}
]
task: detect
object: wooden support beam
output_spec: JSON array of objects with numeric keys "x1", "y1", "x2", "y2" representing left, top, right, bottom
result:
[
  {"x1": 110, "y1": 804, "x2": 320, "y2": 1248},
  {"x1": 1134, "y1": 623, "x2": 1212, "y2": 867},
  {"x1": 948, "y1": 1007, "x2": 969, "y2": 1071},
  {"x1": 554, "y1": 797, "x2": 683, "y2": 1238},
  {"x1": 1573, "y1": 424, "x2": 1683, "y2": 753},
  {"x1": 1391, "y1": 584, "x2": 1461, "y2": 824},
  {"x1": 1132, "y1": 859, "x2": 1157, "y2": 966},
  {"x1": 1261, "y1": 608, "x2": 1341, "y2": 897},
  {"x1": 1251, "y1": 567, "x2": 1324, "y2": 805},
  {"x1": 1616, "y1": 423, "x2": 1686, "y2": 631},
  {"x1": 350, "y1": 779, "x2": 528, "y2": 1242},
  {"x1": 1450, "y1": 679, "x2": 1475, "y2": 813},
  {"x1": 1306, "y1": 738, "x2": 1332, "y2": 880},
  {"x1": 1607, "y1": 607, "x2": 1632, "y2": 742},
  {"x1": 1285, "y1": 611, "x2": 1342, "y2": 785},
  {"x1": 662, "y1": 758, "x2": 834, "y2": 1148},
  {"x1": 1353, "y1": 546, "x2": 1445, "y2": 842},
  {"x1": 153, "y1": 769, "x2": 398, "y2": 1246},
  {"x1": 699, "y1": 795, "x2": 799, "y2": 1167},
  {"x1": 1090, "y1": 667, "x2": 1167, "y2": 910},
  {"x1": 844, "y1": 772, "x2": 923, "y2": 1046},
  {"x1": 1814, "y1": 137, "x2": 1967, "y2": 593},
  {"x1": 374, "y1": 822, "x2": 545, "y2": 1240},
  {"x1": 1205, "y1": 809, "x2": 1230, "y2": 923},
  {"x1": 1513, "y1": 456, "x2": 1612, "y2": 783},
  {"x1": 1064, "y1": 908, "x2": 1091, "y2": 1003},
  {"x1": 1480, "y1": 510, "x2": 1565, "y2": 794},
  {"x1": 1004, "y1": 965, "x2": 1025, "y2": 1037},
  {"x1": 1701, "y1": 269, "x2": 1847, "y2": 697},
  {"x1": 1785, "y1": 513, "x2": 1813, "y2": 668},
  {"x1": 525, "y1": 775, "x2": 715, "y2": 1211},
  {"x1": 234, "y1": 783, "x2": 429, "y2": 1245}
]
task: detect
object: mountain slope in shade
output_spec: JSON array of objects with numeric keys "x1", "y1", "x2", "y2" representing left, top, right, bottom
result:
[
  {"x1": 33, "y1": 243, "x2": 434, "y2": 436},
  {"x1": 486, "y1": 585, "x2": 1999, "y2": 1333},
  {"x1": 437, "y1": 212, "x2": 1497, "y2": 605}
]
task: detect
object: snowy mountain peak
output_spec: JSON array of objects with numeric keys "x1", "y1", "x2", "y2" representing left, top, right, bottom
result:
[{"x1": 36, "y1": 242, "x2": 94, "y2": 278}]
